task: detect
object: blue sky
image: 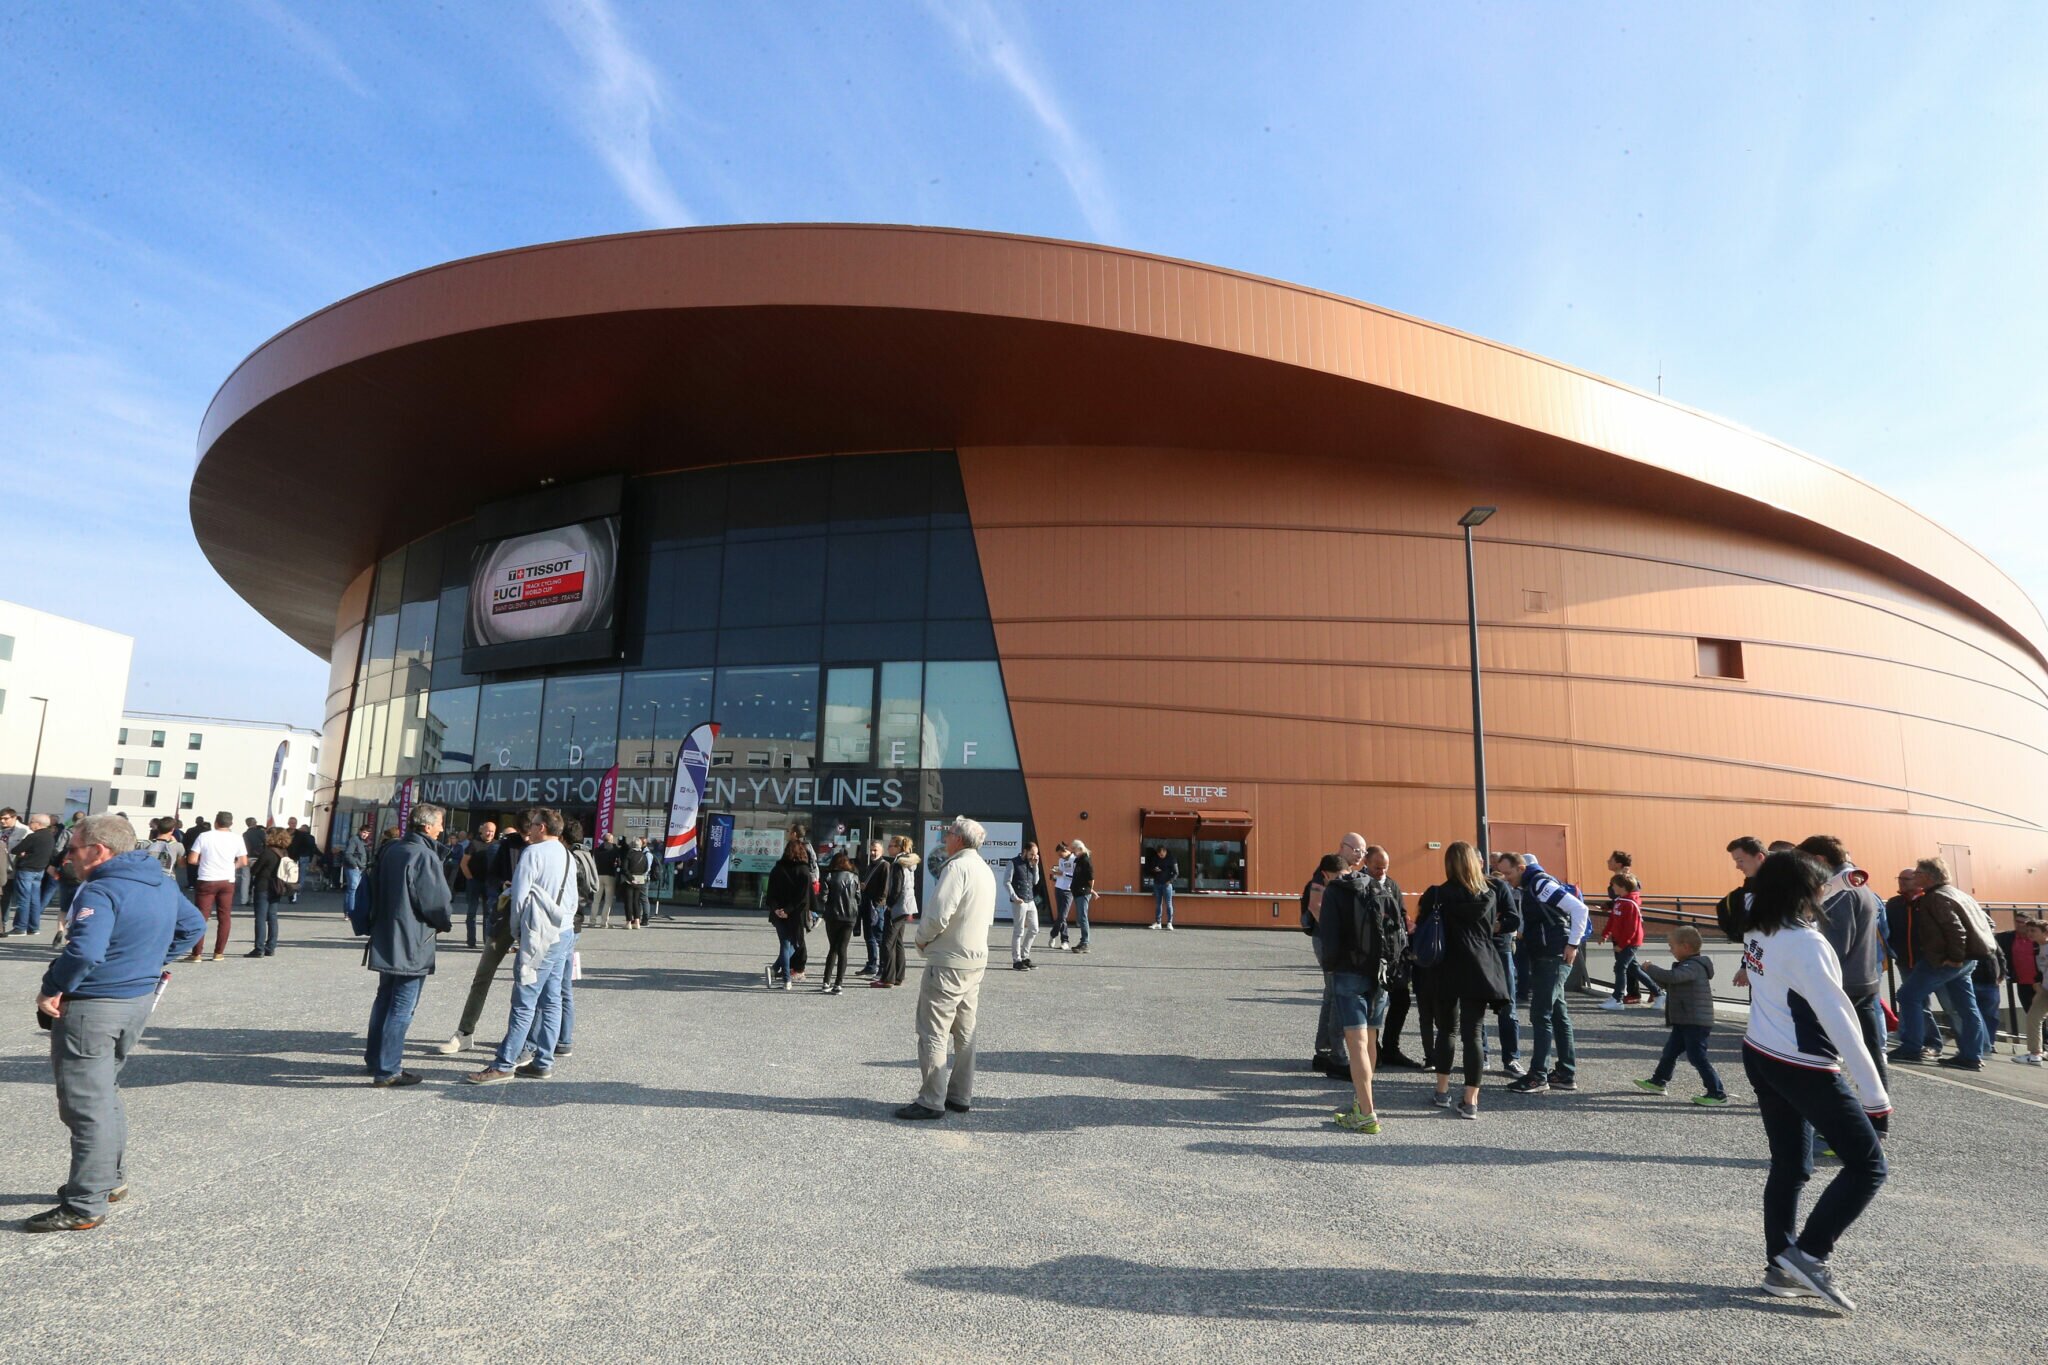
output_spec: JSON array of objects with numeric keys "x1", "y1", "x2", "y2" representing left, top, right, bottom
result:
[{"x1": 2, "y1": 1, "x2": 2043, "y2": 726}]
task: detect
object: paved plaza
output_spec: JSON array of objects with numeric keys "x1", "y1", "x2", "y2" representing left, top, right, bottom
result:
[{"x1": 0, "y1": 894, "x2": 2035, "y2": 1362}]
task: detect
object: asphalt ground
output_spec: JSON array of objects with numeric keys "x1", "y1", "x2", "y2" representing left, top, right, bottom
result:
[{"x1": 0, "y1": 893, "x2": 2034, "y2": 1363}]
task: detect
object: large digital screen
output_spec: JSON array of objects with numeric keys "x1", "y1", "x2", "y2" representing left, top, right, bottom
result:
[{"x1": 463, "y1": 514, "x2": 621, "y2": 672}]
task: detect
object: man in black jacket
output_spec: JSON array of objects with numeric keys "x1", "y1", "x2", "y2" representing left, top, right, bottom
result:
[
  {"x1": 1314, "y1": 832, "x2": 1385, "y2": 1133},
  {"x1": 5, "y1": 815, "x2": 58, "y2": 937},
  {"x1": 1301, "y1": 853, "x2": 1348, "y2": 1075},
  {"x1": 1358, "y1": 846, "x2": 1421, "y2": 1069},
  {"x1": 860, "y1": 840, "x2": 891, "y2": 976}
]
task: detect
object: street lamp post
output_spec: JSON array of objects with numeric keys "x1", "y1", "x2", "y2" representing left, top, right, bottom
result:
[
  {"x1": 1457, "y1": 509, "x2": 1496, "y2": 857},
  {"x1": 25, "y1": 696, "x2": 50, "y2": 814}
]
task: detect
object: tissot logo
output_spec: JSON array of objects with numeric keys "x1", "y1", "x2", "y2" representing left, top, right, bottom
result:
[
  {"x1": 489, "y1": 552, "x2": 588, "y2": 616},
  {"x1": 1161, "y1": 783, "x2": 1228, "y2": 803}
]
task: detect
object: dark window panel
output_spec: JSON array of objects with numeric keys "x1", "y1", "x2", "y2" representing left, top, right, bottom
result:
[
  {"x1": 725, "y1": 458, "x2": 832, "y2": 541},
  {"x1": 717, "y1": 625, "x2": 822, "y2": 666},
  {"x1": 925, "y1": 529, "x2": 989, "y2": 619},
  {"x1": 371, "y1": 546, "x2": 407, "y2": 615},
  {"x1": 641, "y1": 545, "x2": 723, "y2": 634},
  {"x1": 928, "y1": 453, "x2": 970, "y2": 528},
  {"x1": 400, "y1": 531, "x2": 444, "y2": 603},
  {"x1": 822, "y1": 621, "x2": 923, "y2": 662},
  {"x1": 923, "y1": 618, "x2": 997, "y2": 658},
  {"x1": 828, "y1": 451, "x2": 935, "y2": 531},
  {"x1": 826, "y1": 531, "x2": 928, "y2": 622},
  {"x1": 721, "y1": 538, "x2": 825, "y2": 627},
  {"x1": 637, "y1": 631, "x2": 721, "y2": 669},
  {"x1": 638, "y1": 466, "x2": 729, "y2": 549}
]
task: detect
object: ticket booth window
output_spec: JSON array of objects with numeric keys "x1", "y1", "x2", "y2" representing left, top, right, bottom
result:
[
  {"x1": 1194, "y1": 811, "x2": 1252, "y2": 891},
  {"x1": 1139, "y1": 810, "x2": 1198, "y2": 892}
]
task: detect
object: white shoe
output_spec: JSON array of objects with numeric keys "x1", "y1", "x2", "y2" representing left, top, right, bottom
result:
[
  {"x1": 437, "y1": 1032, "x2": 472, "y2": 1055},
  {"x1": 1149, "y1": 923, "x2": 1162, "y2": 931},
  {"x1": 1165, "y1": 924, "x2": 1175, "y2": 932},
  {"x1": 2014, "y1": 1054, "x2": 2043, "y2": 1066},
  {"x1": 1599, "y1": 999, "x2": 1627, "y2": 1012}
]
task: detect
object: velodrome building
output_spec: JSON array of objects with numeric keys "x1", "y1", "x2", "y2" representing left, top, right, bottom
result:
[{"x1": 193, "y1": 225, "x2": 2048, "y2": 922}]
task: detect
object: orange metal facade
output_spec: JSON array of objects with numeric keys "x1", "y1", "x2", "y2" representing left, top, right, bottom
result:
[{"x1": 189, "y1": 225, "x2": 2048, "y2": 916}]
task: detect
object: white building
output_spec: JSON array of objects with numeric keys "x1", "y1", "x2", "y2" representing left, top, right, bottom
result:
[
  {"x1": 110, "y1": 713, "x2": 322, "y2": 833},
  {"x1": 0, "y1": 601, "x2": 133, "y2": 819}
]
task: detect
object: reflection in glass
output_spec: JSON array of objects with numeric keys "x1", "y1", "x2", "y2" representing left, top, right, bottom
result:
[
  {"x1": 621, "y1": 670, "x2": 714, "y2": 770},
  {"x1": 394, "y1": 691, "x2": 428, "y2": 777},
  {"x1": 876, "y1": 662, "x2": 921, "y2": 769},
  {"x1": 425, "y1": 686, "x2": 478, "y2": 772},
  {"x1": 539, "y1": 674, "x2": 621, "y2": 769},
  {"x1": 474, "y1": 679, "x2": 544, "y2": 770},
  {"x1": 396, "y1": 599, "x2": 437, "y2": 673},
  {"x1": 714, "y1": 666, "x2": 817, "y2": 770},
  {"x1": 822, "y1": 667, "x2": 874, "y2": 764},
  {"x1": 921, "y1": 661, "x2": 1018, "y2": 768}
]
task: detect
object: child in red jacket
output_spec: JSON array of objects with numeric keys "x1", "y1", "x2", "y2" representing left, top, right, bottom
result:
[{"x1": 1599, "y1": 873, "x2": 1661, "y2": 1010}]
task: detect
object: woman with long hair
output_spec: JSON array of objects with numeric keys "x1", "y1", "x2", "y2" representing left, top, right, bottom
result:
[
  {"x1": 245, "y1": 827, "x2": 292, "y2": 958},
  {"x1": 1741, "y1": 850, "x2": 1892, "y2": 1314},
  {"x1": 871, "y1": 835, "x2": 920, "y2": 988},
  {"x1": 763, "y1": 837, "x2": 812, "y2": 991},
  {"x1": 1417, "y1": 842, "x2": 1512, "y2": 1119},
  {"x1": 818, "y1": 851, "x2": 862, "y2": 995},
  {"x1": 1068, "y1": 839, "x2": 1095, "y2": 955}
]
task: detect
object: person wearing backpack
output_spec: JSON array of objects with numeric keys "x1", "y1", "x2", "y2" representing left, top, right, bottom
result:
[
  {"x1": 1301, "y1": 852, "x2": 1350, "y2": 1076},
  {"x1": 1361, "y1": 846, "x2": 1423, "y2": 1070},
  {"x1": 245, "y1": 827, "x2": 292, "y2": 958},
  {"x1": 1417, "y1": 843, "x2": 1514, "y2": 1120},
  {"x1": 567, "y1": 823, "x2": 599, "y2": 934},
  {"x1": 1502, "y1": 852, "x2": 1592, "y2": 1095},
  {"x1": 620, "y1": 836, "x2": 654, "y2": 928},
  {"x1": 1315, "y1": 832, "x2": 1387, "y2": 1134}
]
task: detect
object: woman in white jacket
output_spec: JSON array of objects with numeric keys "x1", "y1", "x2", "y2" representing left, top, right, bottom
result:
[{"x1": 1740, "y1": 850, "x2": 1892, "y2": 1315}]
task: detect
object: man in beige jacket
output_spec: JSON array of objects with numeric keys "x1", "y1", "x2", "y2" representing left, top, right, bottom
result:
[{"x1": 897, "y1": 816, "x2": 997, "y2": 1120}]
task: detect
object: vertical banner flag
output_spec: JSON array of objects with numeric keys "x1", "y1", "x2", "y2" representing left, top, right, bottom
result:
[
  {"x1": 397, "y1": 778, "x2": 414, "y2": 834},
  {"x1": 706, "y1": 814, "x2": 735, "y2": 890},
  {"x1": 595, "y1": 765, "x2": 620, "y2": 842},
  {"x1": 267, "y1": 740, "x2": 288, "y2": 821},
  {"x1": 663, "y1": 723, "x2": 719, "y2": 864}
]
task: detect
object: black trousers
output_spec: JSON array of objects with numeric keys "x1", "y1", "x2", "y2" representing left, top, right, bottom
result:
[
  {"x1": 1743, "y1": 1047, "x2": 1887, "y2": 1265},
  {"x1": 822, "y1": 919, "x2": 854, "y2": 988},
  {"x1": 1385, "y1": 976, "x2": 1438, "y2": 1060},
  {"x1": 881, "y1": 917, "x2": 909, "y2": 984},
  {"x1": 1428, "y1": 992, "x2": 1485, "y2": 1087}
]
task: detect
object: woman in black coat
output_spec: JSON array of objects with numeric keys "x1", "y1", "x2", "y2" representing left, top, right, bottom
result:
[
  {"x1": 817, "y1": 851, "x2": 863, "y2": 996},
  {"x1": 1418, "y1": 841, "x2": 1513, "y2": 1118},
  {"x1": 245, "y1": 827, "x2": 290, "y2": 958},
  {"x1": 763, "y1": 841, "x2": 812, "y2": 991}
]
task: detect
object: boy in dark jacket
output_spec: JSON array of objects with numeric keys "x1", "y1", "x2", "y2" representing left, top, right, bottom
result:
[{"x1": 1633, "y1": 925, "x2": 1726, "y2": 1104}]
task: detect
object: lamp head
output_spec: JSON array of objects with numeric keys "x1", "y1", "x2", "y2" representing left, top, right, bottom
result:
[{"x1": 1458, "y1": 506, "x2": 1496, "y2": 528}]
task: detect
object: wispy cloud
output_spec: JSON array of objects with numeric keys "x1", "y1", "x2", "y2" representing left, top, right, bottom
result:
[
  {"x1": 240, "y1": 0, "x2": 372, "y2": 97},
  {"x1": 923, "y1": 0, "x2": 1123, "y2": 241},
  {"x1": 544, "y1": 0, "x2": 695, "y2": 228}
]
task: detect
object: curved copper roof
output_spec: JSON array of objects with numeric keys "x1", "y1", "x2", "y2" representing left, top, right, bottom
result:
[{"x1": 194, "y1": 223, "x2": 2047, "y2": 666}]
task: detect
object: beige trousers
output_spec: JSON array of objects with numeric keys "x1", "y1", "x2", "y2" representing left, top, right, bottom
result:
[{"x1": 916, "y1": 962, "x2": 986, "y2": 1110}]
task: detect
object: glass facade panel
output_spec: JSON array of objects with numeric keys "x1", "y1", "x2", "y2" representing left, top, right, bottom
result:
[
  {"x1": 921, "y1": 661, "x2": 1018, "y2": 768},
  {"x1": 474, "y1": 679, "x2": 544, "y2": 771},
  {"x1": 713, "y1": 666, "x2": 817, "y2": 769},
  {"x1": 620, "y1": 670, "x2": 714, "y2": 770},
  {"x1": 393, "y1": 691, "x2": 428, "y2": 777},
  {"x1": 538, "y1": 674, "x2": 621, "y2": 770},
  {"x1": 396, "y1": 599, "x2": 437, "y2": 673},
  {"x1": 827, "y1": 532, "x2": 927, "y2": 623},
  {"x1": 425, "y1": 686, "x2": 479, "y2": 772},
  {"x1": 876, "y1": 662, "x2": 922, "y2": 769},
  {"x1": 926, "y1": 530, "x2": 990, "y2": 619},
  {"x1": 720, "y1": 538, "x2": 825, "y2": 626},
  {"x1": 821, "y1": 667, "x2": 874, "y2": 765}
]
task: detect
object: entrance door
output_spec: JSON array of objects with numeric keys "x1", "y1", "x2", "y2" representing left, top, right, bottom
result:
[
  {"x1": 1937, "y1": 843, "x2": 1975, "y2": 895},
  {"x1": 1491, "y1": 822, "x2": 1570, "y2": 887}
]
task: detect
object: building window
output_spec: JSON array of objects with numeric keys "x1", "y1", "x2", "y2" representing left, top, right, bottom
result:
[
  {"x1": 188, "y1": 732, "x2": 203, "y2": 750},
  {"x1": 307, "y1": 773, "x2": 316, "y2": 791},
  {"x1": 184, "y1": 762, "x2": 199, "y2": 779},
  {"x1": 118, "y1": 726, "x2": 129, "y2": 745},
  {"x1": 1697, "y1": 638, "x2": 1745, "y2": 680},
  {"x1": 920, "y1": 661, "x2": 1018, "y2": 768},
  {"x1": 425, "y1": 686, "x2": 480, "y2": 773},
  {"x1": 179, "y1": 792, "x2": 194, "y2": 810},
  {"x1": 539, "y1": 674, "x2": 621, "y2": 770},
  {"x1": 746, "y1": 750, "x2": 772, "y2": 768},
  {"x1": 114, "y1": 758, "x2": 126, "y2": 776},
  {"x1": 151, "y1": 730, "x2": 165, "y2": 748},
  {"x1": 143, "y1": 789, "x2": 158, "y2": 806},
  {"x1": 474, "y1": 679, "x2": 545, "y2": 771},
  {"x1": 146, "y1": 760, "x2": 161, "y2": 778},
  {"x1": 311, "y1": 745, "x2": 320, "y2": 766},
  {"x1": 876, "y1": 661, "x2": 922, "y2": 769},
  {"x1": 821, "y1": 667, "x2": 874, "y2": 764},
  {"x1": 0, "y1": 633, "x2": 12, "y2": 660}
]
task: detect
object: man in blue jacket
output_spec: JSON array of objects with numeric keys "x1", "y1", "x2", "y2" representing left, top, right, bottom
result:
[
  {"x1": 364, "y1": 803, "x2": 453, "y2": 1087},
  {"x1": 1500, "y1": 853, "x2": 1591, "y2": 1095},
  {"x1": 29, "y1": 813, "x2": 204, "y2": 1232}
]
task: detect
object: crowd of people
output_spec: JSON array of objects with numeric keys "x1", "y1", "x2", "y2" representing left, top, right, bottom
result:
[{"x1": 15, "y1": 796, "x2": 2034, "y2": 1317}]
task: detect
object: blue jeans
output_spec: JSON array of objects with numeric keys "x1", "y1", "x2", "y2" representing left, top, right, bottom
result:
[
  {"x1": 341, "y1": 867, "x2": 363, "y2": 918},
  {"x1": 492, "y1": 933, "x2": 575, "y2": 1070},
  {"x1": 1073, "y1": 892, "x2": 1092, "y2": 948},
  {"x1": 365, "y1": 973, "x2": 424, "y2": 1081},
  {"x1": 771, "y1": 916, "x2": 801, "y2": 980},
  {"x1": 560, "y1": 964, "x2": 576, "y2": 1050},
  {"x1": 861, "y1": 909, "x2": 883, "y2": 971},
  {"x1": 1895, "y1": 961, "x2": 1980, "y2": 1060},
  {"x1": 1526, "y1": 955, "x2": 1576, "y2": 1080},
  {"x1": 1153, "y1": 882, "x2": 1174, "y2": 926},
  {"x1": 1974, "y1": 965, "x2": 2002, "y2": 1053},
  {"x1": 1612, "y1": 944, "x2": 1656, "y2": 1000},
  {"x1": 1745, "y1": 1047, "x2": 1887, "y2": 1265},
  {"x1": 1651, "y1": 1023, "x2": 1725, "y2": 1097},
  {"x1": 1491, "y1": 939, "x2": 1520, "y2": 1064},
  {"x1": 252, "y1": 888, "x2": 279, "y2": 954},
  {"x1": 9, "y1": 870, "x2": 45, "y2": 934}
]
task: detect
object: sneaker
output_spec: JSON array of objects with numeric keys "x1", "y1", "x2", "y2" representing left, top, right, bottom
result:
[
  {"x1": 513, "y1": 1062, "x2": 552, "y2": 1079},
  {"x1": 24, "y1": 1206, "x2": 102, "y2": 1233},
  {"x1": 1599, "y1": 999, "x2": 1626, "y2": 1012},
  {"x1": 109, "y1": 1185, "x2": 130, "y2": 1204},
  {"x1": 437, "y1": 1032, "x2": 473, "y2": 1055},
  {"x1": 555, "y1": 1045, "x2": 574, "y2": 1058},
  {"x1": 894, "y1": 1102, "x2": 945, "y2": 1121},
  {"x1": 1547, "y1": 1073, "x2": 1579, "y2": 1092},
  {"x1": 244, "y1": 949, "x2": 264, "y2": 958},
  {"x1": 1623, "y1": 994, "x2": 1642, "y2": 1005},
  {"x1": 1694, "y1": 1093, "x2": 1730, "y2": 1107},
  {"x1": 1455, "y1": 1100, "x2": 1479, "y2": 1120},
  {"x1": 828, "y1": 985, "x2": 843, "y2": 995},
  {"x1": 943, "y1": 1099, "x2": 971, "y2": 1114},
  {"x1": 1149, "y1": 923, "x2": 1162, "y2": 930},
  {"x1": 1325, "y1": 1064, "x2": 1352, "y2": 1082},
  {"x1": 462, "y1": 1068, "x2": 515, "y2": 1086},
  {"x1": 1633, "y1": 1078, "x2": 1668, "y2": 1094},
  {"x1": 1058, "y1": 941, "x2": 1070, "y2": 951},
  {"x1": 1506, "y1": 1074, "x2": 1550, "y2": 1094},
  {"x1": 1772, "y1": 1247, "x2": 1854, "y2": 1315},
  {"x1": 2013, "y1": 1054, "x2": 2043, "y2": 1066},
  {"x1": 371, "y1": 1072, "x2": 424, "y2": 1088},
  {"x1": 1379, "y1": 1049, "x2": 1423, "y2": 1070},
  {"x1": 1430, "y1": 1090, "x2": 1454, "y2": 1108},
  {"x1": 1332, "y1": 1104, "x2": 1381, "y2": 1134},
  {"x1": 1935, "y1": 1055, "x2": 1984, "y2": 1072},
  {"x1": 1311, "y1": 1054, "x2": 1333, "y2": 1073},
  {"x1": 1501, "y1": 1059, "x2": 1527, "y2": 1078},
  {"x1": 781, "y1": 978, "x2": 793, "y2": 992},
  {"x1": 1165, "y1": 924, "x2": 1175, "y2": 932},
  {"x1": 1886, "y1": 1048, "x2": 1929, "y2": 1065},
  {"x1": 1762, "y1": 1266, "x2": 1820, "y2": 1300}
]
